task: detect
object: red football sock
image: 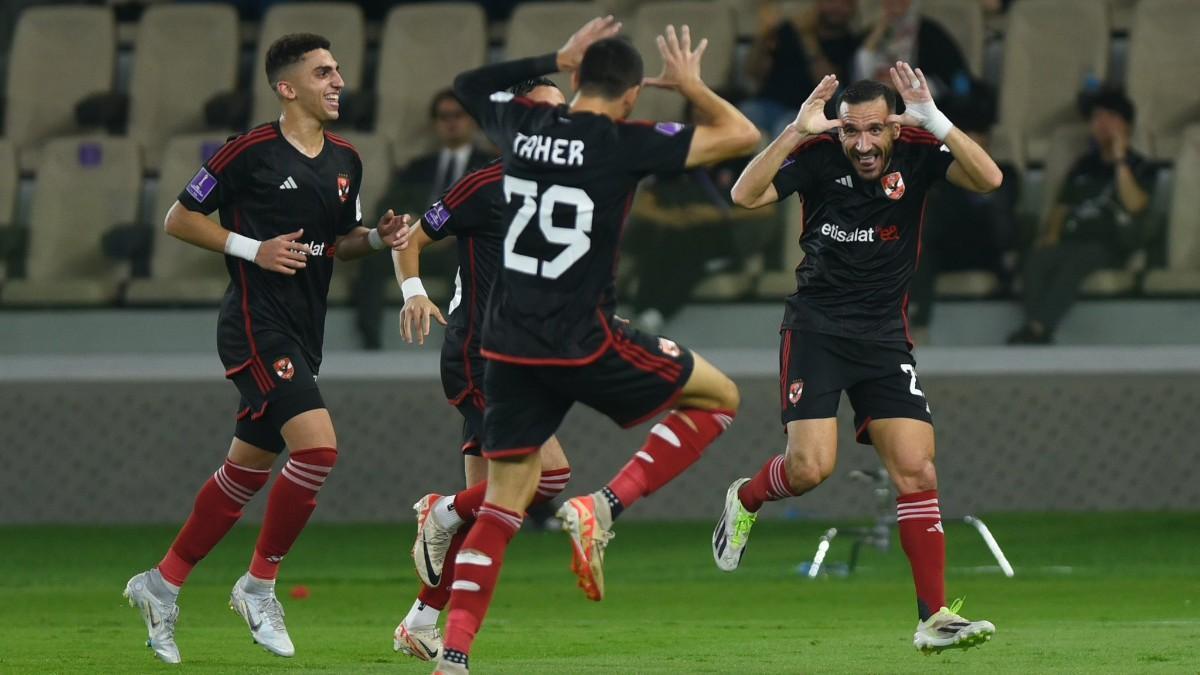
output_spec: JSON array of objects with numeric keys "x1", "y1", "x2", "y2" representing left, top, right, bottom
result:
[
  {"x1": 248, "y1": 447, "x2": 338, "y2": 580},
  {"x1": 443, "y1": 503, "x2": 523, "y2": 659},
  {"x1": 605, "y1": 408, "x2": 734, "y2": 512},
  {"x1": 453, "y1": 467, "x2": 572, "y2": 521},
  {"x1": 896, "y1": 489, "x2": 946, "y2": 620},
  {"x1": 737, "y1": 454, "x2": 799, "y2": 513},
  {"x1": 416, "y1": 524, "x2": 471, "y2": 610},
  {"x1": 157, "y1": 459, "x2": 271, "y2": 587}
]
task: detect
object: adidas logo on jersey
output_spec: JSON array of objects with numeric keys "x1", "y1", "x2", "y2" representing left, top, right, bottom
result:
[
  {"x1": 279, "y1": 176, "x2": 298, "y2": 190},
  {"x1": 835, "y1": 175, "x2": 853, "y2": 188}
]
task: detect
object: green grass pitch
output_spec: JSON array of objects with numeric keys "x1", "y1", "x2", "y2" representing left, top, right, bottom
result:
[{"x1": 1, "y1": 513, "x2": 1197, "y2": 673}]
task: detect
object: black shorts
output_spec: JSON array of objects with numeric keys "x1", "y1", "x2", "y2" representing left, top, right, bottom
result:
[
  {"x1": 441, "y1": 326, "x2": 486, "y2": 457},
  {"x1": 482, "y1": 324, "x2": 695, "y2": 458},
  {"x1": 779, "y1": 329, "x2": 931, "y2": 445},
  {"x1": 223, "y1": 331, "x2": 325, "y2": 453},
  {"x1": 456, "y1": 397, "x2": 485, "y2": 457}
]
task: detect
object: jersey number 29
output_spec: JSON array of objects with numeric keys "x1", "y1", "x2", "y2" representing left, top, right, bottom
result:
[{"x1": 503, "y1": 176, "x2": 593, "y2": 279}]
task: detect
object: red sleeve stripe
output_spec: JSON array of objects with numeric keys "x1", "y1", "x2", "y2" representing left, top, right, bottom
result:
[
  {"x1": 446, "y1": 166, "x2": 504, "y2": 208},
  {"x1": 323, "y1": 132, "x2": 360, "y2": 158},
  {"x1": 790, "y1": 134, "x2": 834, "y2": 155},
  {"x1": 445, "y1": 164, "x2": 503, "y2": 208},
  {"x1": 899, "y1": 128, "x2": 942, "y2": 145},
  {"x1": 207, "y1": 125, "x2": 275, "y2": 168},
  {"x1": 210, "y1": 127, "x2": 278, "y2": 173}
]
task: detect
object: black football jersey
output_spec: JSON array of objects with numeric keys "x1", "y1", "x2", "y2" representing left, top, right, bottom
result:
[
  {"x1": 771, "y1": 128, "x2": 954, "y2": 343},
  {"x1": 470, "y1": 94, "x2": 694, "y2": 363},
  {"x1": 177, "y1": 121, "x2": 363, "y2": 371}
]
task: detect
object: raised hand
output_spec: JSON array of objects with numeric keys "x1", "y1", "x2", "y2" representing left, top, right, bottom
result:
[
  {"x1": 256, "y1": 229, "x2": 311, "y2": 275},
  {"x1": 400, "y1": 294, "x2": 446, "y2": 345},
  {"x1": 789, "y1": 74, "x2": 842, "y2": 135},
  {"x1": 557, "y1": 15, "x2": 622, "y2": 73},
  {"x1": 644, "y1": 24, "x2": 709, "y2": 91},
  {"x1": 887, "y1": 61, "x2": 934, "y2": 128}
]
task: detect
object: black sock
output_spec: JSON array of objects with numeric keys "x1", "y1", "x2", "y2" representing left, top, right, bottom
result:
[{"x1": 600, "y1": 486, "x2": 625, "y2": 520}]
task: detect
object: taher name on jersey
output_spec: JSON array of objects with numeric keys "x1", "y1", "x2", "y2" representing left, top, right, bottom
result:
[{"x1": 513, "y1": 132, "x2": 584, "y2": 167}]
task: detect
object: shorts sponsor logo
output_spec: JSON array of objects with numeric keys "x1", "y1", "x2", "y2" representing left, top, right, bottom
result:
[
  {"x1": 654, "y1": 121, "x2": 685, "y2": 136},
  {"x1": 425, "y1": 201, "x2": 451, "y2": 231},
  {"x1": 273, "y1": 357, "x2": 295, "y2": 381},
  {"x1": 788, "y1": 379, "x2": 804, "y2": 404},
  {"x1": 882, "y1": 171, "x2": 905, "y2": 200},
  {"x1": 658, "y1": 337, "x2": 682, "y2": 358},
  {"x1": 187, "y1": 167, "x2": 217, "y2": 202},
  {"x1": 337, "y1": 174, "x2": 350, "y2": 203}
]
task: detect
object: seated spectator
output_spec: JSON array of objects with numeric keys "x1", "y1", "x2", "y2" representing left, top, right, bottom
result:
[
  {"x1": 623, "y1": 154, "x2": 779, "y2": 333},
  {"x1": 854, "y1": 0, "x2": 969, "y2": 100},
  {"x1": 742, "y1": 0, "x2": 861, "y2": 138},
  {"x1": 352, "y1": 89, "x2": 493, "y2": 349},
  {"x1": 1007, "y1": 89, "x2": 1154, "y2": 345},
  {"x1": 908, "y1": 89, "x2": 1018, "y2": 341}
]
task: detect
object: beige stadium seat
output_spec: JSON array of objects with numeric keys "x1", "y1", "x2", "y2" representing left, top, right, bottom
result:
[
  {"x1": 0, "y1": 140, "x2": 16, "y2": 281},
  {"x1": 1127, "y1": 0, "x2": 1200, "y2": 161},
  {"x1": 128, "y1": 4, "x2": 238, "y2": 172},
  {"x1": 5, "y1": 6, "x2": 115, "y2": 172},
  {"x1": 376, "y1": 4, "x2": 486, "y2": 167},
  {"x1": 630, "y1": 1, "x2": 736, "y2": 124},
  {"x1": 756, "y1": 197, "x2": 805, "y2": 298},
  {"x1": 2, "y1": 137, "x2": 140, "y2": 305},
  {"x1": 251, "y1": 3, "x2": 365, "y2": 127},
  {"x1": 919, "y1": 0, "x2": 985, "y2": 78},
  {"x1": 125, "y1": 134, "x2": 230, "y2": 305},
  {"x1": 995, "y1": 0, "x2": 1108, "y2": 166},
  {"x1": 506, "y1": 2, "x2": 605, "y2": 93},
  {"x1": 935, "y1": 272, "x2": 999, "y2": 297},
  {"x1": 1144, "y1": 125, "x2": 1200, "y2": 295}
]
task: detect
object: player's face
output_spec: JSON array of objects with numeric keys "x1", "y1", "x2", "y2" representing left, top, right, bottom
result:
[
  {"x1": 525, "y1": 85, "x2": 567, "y2": 107},
  {"x1": 280, "y1": 49, "x2": 344, "y2": 122},
  {"x1": 838, "y1": 99, "x2": 898, "y2": 181}
]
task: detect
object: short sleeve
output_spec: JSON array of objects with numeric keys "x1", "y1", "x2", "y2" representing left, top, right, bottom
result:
[
  {"x1": 924, "y1": 142, "x2": 956, "y2": 184},
  {"x1": 339, "y1": 156, "x2": 363, "y2": 236},
  {"x1": 177, "y1": 143, "x2": 247, "y2": 215},
  {"x1": 420, "y1": 163, "x2": 501, "y2": 241},
  {"x1": 772, "y1": 136, "x2": 834, "y2": 199},
  {"x1": 619, "y1": 122, "x2": 696, "y2": 176}
]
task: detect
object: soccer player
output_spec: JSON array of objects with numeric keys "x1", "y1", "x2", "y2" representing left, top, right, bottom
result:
[
  {"x1": 389, "y1": 77, "x2": 573, "y2": 662},
  {"x1": 432, "y1": 18, "x2": 760, "y2": 674},
  {"x1": 712, "y1": 63, "x2": 1003, "y2": 653},
  {"x1": 122, "y1": 34, "x2": 409, "y2": 663}
]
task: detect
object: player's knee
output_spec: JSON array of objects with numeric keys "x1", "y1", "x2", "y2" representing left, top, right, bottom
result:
[
  {"x1": 784, "y1": 454, "x2": 833, "y2": 491},
  {"x1": 893, "y1": 458, "x2": 937, "y2": 493},
  {"x1": 711, "y1": 372, "x2": 740, "y2": 412}
]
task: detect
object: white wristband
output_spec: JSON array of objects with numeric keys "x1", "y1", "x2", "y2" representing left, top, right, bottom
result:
[
  {"x1": 401, "y1": 277, "x2": 428, "y2": 301},
  {"x1": 367, "y1": 228, "x2": 384, "y2": 250},
  {"x1": 225, "y1": 232, "x2": 261, "y2": 263},
  {"x1": 924, "y1": 110, "x2": 954, "y2": 142}
]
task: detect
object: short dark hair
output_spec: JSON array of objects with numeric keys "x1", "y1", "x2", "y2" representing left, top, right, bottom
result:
[
  {"x1": 837, "y1": 79, "x2": 898, "y2": 114},
  {"x1": 577, "y1": 37, "x2": 643, "y2": 99},
  {"x1": 1080, "y1": 87, "x2": 1135, "y2": 124},
  {"x1": 428, "y1": 88, "x2": 464, "y2": 119},
  {"x1": 265, "y1": 33, "x2": 331, "y2": 89},
  {"x1": 510, "y1": 77, "x2": 560, "y2": 98}
]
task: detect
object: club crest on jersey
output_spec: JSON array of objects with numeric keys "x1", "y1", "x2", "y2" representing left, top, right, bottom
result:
[
  {"x1": 788, "y1": 379, "x2": 804, "y2": 404},
  {"x1": 273, "y1": 357, "x2": 295, "y2": 381},
  {"x1": 337, "y1": 174, "x2": 350, "y2": 203},
  {"x1": 881, "y1": 171, "x2": 905, "y2": 200},
  {"x1": 657, "y1": 337, "x2": 682, "y2": 358}
]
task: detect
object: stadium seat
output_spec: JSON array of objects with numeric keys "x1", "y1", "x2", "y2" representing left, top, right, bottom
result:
[
  {"x1": 1, "y1": 137, "x2": 140, "y2": 306},
  {"x1": 935, "y1": 272, "x2": 999, "y2": 298},
  {"x1": 251, "y1": 3, "x2": 366, "y2": 129},
  {"x1": 995, "y1": 0, "x2": 1109, "y2": 166},
  {"x1": 1126, "y1": 0, "x2": 1200, "y2": 161},
  {"x1": 5, "y1": 6, "x2": 116, "y2": 172},
  {"x1": 124, "y1": 134, "x2": 230, "y2": 305},
  {"x1": 376, "y1": 3, "x2": 487, "y2": 168},
  {"x1": 127, "y1": 4, "x2": 238, "y2": 171},
  {"x1": 1144, "y1": 125, "x2": 1200, "y2": 295},
  {"x1": 630, "y1": 1, "x2": 737, "y2": 124},
  {"x1": 756, "y1": 197, "x2": 805, "y2": 298},
  {"x1": 506, "y1": 2, "x2": 605, "y2": 93},
  {"x1": 694, "y1": 254, "x2": 761, "y2": 301},
  {"x1": 0, "y1": 140, "x2": 16, "y2": 281},
  {"x1": 918, "y1": 0, "x2": 985, "y2": 78}
]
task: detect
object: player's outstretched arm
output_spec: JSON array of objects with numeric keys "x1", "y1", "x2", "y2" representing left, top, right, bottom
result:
[
  {"x1": 731, "y1": 74, "x2": 841, "y2": 209},
  {"x1": 453, "y1": 16, "x2": 621, "y2": 120},
  {"x1": 392, "y1": 222, "x2": 446, "y2": 345},
  {"x1": 164, "y1": 201, "x2": 311, "y2": 275},
  {"x1": 645, "y1": 25, "x2": 760, "y2": 168},
  {"x1": 887, "y1": 61, "x2": 1002, "y2": 193},
  {"x1": 334, "y1": 210, "x2": 413, "y2": 261}
]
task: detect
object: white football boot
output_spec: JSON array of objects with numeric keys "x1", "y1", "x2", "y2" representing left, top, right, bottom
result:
[
  {"x1": 712, "y1": 478, "x2": 757, "y2": 572},
  {"x1": 412, "y1": 494, "x2": 458, "y2": 587},
  {"x1": 229, "y1": 573, "x2": 295, "y2": 657},
  {"x1": 914, "y1": 599, "x2": 996, "y2": 654},
  {"x1": 124, "y1": 569, "x2": 181, "y2": 664},
  {"x1": 393, "y1": 621, "x2": 443, "y2": 661}
]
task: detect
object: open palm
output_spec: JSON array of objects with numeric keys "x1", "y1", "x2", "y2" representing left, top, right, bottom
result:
[{"x1": 792, "y1": 74, "x2": 842, "y2": 135}]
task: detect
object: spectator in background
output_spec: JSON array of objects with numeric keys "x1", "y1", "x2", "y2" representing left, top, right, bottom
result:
[
  {"x1": 854, "y1": 0, "x2": 969, "y2": 100},
  {"x1": 352, "y1": 89, "x2": 492, "y2": 349},
  {"x1": 1007, "y1": 89, "x2": 1154, "y2": 345},
  {"x1": 742, "y1": 0, "x2": 861, "y2": 137},
  {"x1": 908, "y1": 85, "x2": 1018, "y2": 343}
]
